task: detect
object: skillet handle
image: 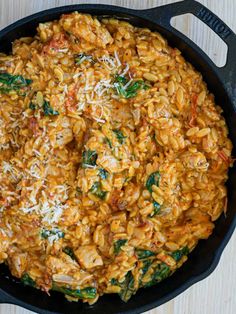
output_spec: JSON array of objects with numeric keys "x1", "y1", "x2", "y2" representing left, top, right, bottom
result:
[{"x1": 138, "y1": 0, "x2": 236, "y2": 108}]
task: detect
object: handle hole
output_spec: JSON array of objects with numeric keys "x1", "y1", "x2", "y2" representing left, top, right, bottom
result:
[{"x1": 171, "y1": 13, "x2": 228, "y2": 67}]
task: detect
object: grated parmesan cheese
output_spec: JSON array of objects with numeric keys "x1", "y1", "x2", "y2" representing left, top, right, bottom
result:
[
  {"x1": 114, "y1": 51, "x2": 121, "y2": 67},
  {"x1": 98, "y1": 55, "x2": 116, "y2": 70},
  {"x1": 94, "y1": 79, "x2": 113, "y2": 97},
  {"x1": 119, "y1": 63, "x2": 130, "y2": 77},
  {"x1": 73, "y1": 72, "x2": 82, "y2": 79},
  {"x1": 0, "y1": 143, "x2": 10, "y2": 150},
  {"x1": 20, "y1": 191, "x2": 68, "y2": 225}
]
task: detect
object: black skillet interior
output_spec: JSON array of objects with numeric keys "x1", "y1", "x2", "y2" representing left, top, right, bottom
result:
[{"x1": 0, "y1": 1, "x2": 235, "y2": 313}]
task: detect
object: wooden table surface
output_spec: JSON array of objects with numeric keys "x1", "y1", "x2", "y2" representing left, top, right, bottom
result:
[{"x1": 0, "y1": 0, "x2": 235, "y2": 313}]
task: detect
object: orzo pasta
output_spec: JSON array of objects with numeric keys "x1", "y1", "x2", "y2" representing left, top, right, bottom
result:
[{"x1": 0, "y1": 12, "x2": 233, "y2": 303}]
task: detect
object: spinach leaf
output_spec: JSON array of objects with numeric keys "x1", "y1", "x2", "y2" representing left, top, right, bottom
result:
[
  {"x1": 63, "y1": 247, "x2": 76, "y2": 260},
  {"x1": 115, "y1": 75, "x2": 127, "y2": 84},
  {"x1": 114, "y1": 75, "x2": 149, "y2": 99},
  {"x1": 43, "y1": 100, "x2": 59, "y2": 116},
  {"x1": 82, "y1": 150, "x2": 98, "y2": 168},
  {"x1": 99, "y1": 168, "x2": 109, "y2": 179},
  {"x1": 119, "y1": 271, "x2": 136, "y2": 302},
  {"x1": 0, "y1": 86, "x2": 12, "y2": 94},
  {"x1": 113, "y1": 129, "x2": 126, "y2": 144},
  {"x1": 141, "y1": 259, "x2": 152, "y2": 277},
  {"x1": 0, "y1": 73, "x2": 32, "y2": 88},
  {"x1": 41, "y1": 228, "x2": 65, "y2": 239},
  {"x1": 149, "y1": 201, "x2": 161, "y2": 218},
  {"x1": 104, "y1": 137, "x2": 112, "y2": 148},
  {"x1": 21, "y1": 273, "x2": 36, "y2": 287},
  {"x1": 52, "y1": 284, "x2": 96, "y2": 299},
  {"x1": 143, "y1": 262, "x2": 170, "y2": 288},
  {"x1": 89, "y1": 182, "x2": 107, "y2": 200},
  {"x1": 29, "y1": 103, "x2": 36, "y2": 110},
  {"x1": 171, "y1": 246, "x2": 189, "y2": 262},
  {"x1": 135, "y1": 249, "x2": 155, "y2": 260},
  {"x1": 126, "y1": 80, "x2": 148, "y2": 98},
  {"x1": 75, "y1": 53, "x2": 94, "y2": 65},
  {"x1": 114, "y1": 239, "x2": 127, "y2": 255},
  {"x1": 112, "y1": 271, "x2": 136, "y2": 302},
  {"x1": 76, "y1": 187, "x2": 82, "y2": 196},
  {"x1": 0, "y1": 73, "x2": 32, "y2": 94},
  {"x1": 146, "y1": 171, "x2": 160, "y2": 193}
]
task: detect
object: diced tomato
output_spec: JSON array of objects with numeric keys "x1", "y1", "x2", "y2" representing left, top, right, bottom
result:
[
  {"x1": 65, "y1": 87, "x2": 77, "y2": 111},
  {"x1": 65, "y1": 83, "x2": 81, "y2": 112},
  {"x1": 29, "y1": 117, "x2": 39, "y2": 136},
  {"x1": 218, "y1": 150, "x2": 235, "y2": 165},
  {"x1": 42, "y1": 33, "x2": 69, "y2": 54},
  {"x1": 218, "y1": 150, "x2": 229, "y2": 162},
  {"x1": 189, "y1": 93, "x2": 198, "y2": 127}
]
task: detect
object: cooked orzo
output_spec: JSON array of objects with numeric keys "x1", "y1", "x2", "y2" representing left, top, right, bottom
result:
[{"x1": 0, "y1": 12, "x2": 233, "y2": 303}]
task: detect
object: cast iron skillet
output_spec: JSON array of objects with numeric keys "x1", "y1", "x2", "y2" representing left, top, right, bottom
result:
[{"x1": 0, "y1": 1, "x2": 235, "y2": 313}]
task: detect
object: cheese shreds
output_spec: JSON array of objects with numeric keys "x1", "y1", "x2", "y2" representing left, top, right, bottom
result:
[
  {"x1": 32, "y1": 148, "x2": 42, "y2": 157},
  {"x1": 94, "y1": 79, "x2": 113, "y2": 97},
  {"x1": 76, "y1": 102, "x2": 85, "y2": 112},
  {"x1": 0, "y1": 143, "x2": 10, "y2": 150},
  {"x1": 73, "y1": 72, "x2": 82, "y2": 79},
  {"x1": 47, "y1": 232, "x2": 63, "y2": 245},
  {"x1": 114, "y1": 51, "x2": 121, "y2": 67},
  {"x1": 120, "y1": 63, "x2": 130, "y2": 77},
  {"x1": 123, "y1": 78, "x2": 134, "y2": 90},
  {"x1": 2, "y1": 161, "x2": 18, "y2": 181},
  {"x1": 41, "y1": 201, "x2": 66, "y2": 225},
  {"x1": 26, "y1": 162, "x2": 42, "y2": 179},
  {"x1": 98, "y1": 55, "x2": 117, "y2": 70},
  {"x1": 20, "y1": 197, "x2": 67, "y2": 225}
]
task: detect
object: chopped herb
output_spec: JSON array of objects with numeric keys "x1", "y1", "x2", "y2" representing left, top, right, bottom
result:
[
  {"x1": 149, "y1": 201, "x2": 161, "y2": 217},
  {"x1": 143, "y1": 262, "x2": 170, "y2": 288},
  {"x1": 75, "y1": 53, "x2": 94, "y2": 65},
  {"x1": 89, "y1": 182, "x2": 107, "y2": 200},
  {"x1": 114, "y1": 75, "x2": 148, "y2": 99},
  {"x1": 135, "y1": 249, "x2": 155, "y2": 260},
  {"x1": 114, "y1": 239, "x2": 127, "y2": 255},
  {"x1": 41, "y1": 228, "x2": 65, "y2": 239},
  {"x1": 113, "y1": 129, "x2": 126, "y2": 144},
  {"x1": 104, "y1": 137, "x2": 112, "y2": 149},
  {"x1": 21, "y1": 273, "x2": 36, "y2": 287},
  {"x1": 52, "y1": 284, "x2": 96, "y2": 299},
  {"x1": 146, "y1": 171, "x2": 160, "y2": 193},
  {"x1": 29, "y1": 103, "x2": 36, "y2": 110},
  {"x1": 43, "y1": 100, "x2": 59, "y2": 116},
  {"x1": 76, "y1": 187, "x2": 82, "y2": 196},
  {"x1": 63, "y1": 247, "x2": 76, "y2": 260},
  {"x1": 82, "y1": 150, "x2": 98, "y2": 168},
  {"x1": 0, "y1": 73, "x2": 32, "y2": 94},
  {"x1": 171, "y1": 246, "x2": 189, "y2": 262},
  {"x1": 99, "y1": 168, "x2": 109, "y2": 179}
]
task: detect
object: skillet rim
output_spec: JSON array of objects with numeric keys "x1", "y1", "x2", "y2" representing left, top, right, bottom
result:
[{"x1": 0, "y1": 3, "x2": 235, "y2": 314}]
